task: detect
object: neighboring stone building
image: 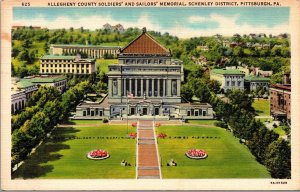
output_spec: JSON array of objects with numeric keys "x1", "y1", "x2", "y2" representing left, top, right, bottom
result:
[
  {"x1": 270, "y1": 84, "x2": 291, "y2": 122},
  {"x1": 49, "y1": 44, "x2": 121, "y2": 59},
  {"x1": 11, "y1": 77, "x2": 38, "y2": 114},
  {"x1": 210, "y1": 68, "x2": 245, "y2": 92},
  {"x1": 40, "y1": 55, "x2": 96, "y2": 75},
  {"x1": 244, "y1": 75, "x2": 270, "y2": 92},
  {"x1": 23, "y1": 75, "x2": 67, "y2": 93},
  {"x1": 11, "y1": 75, "x2": 67, "y2": 114},
  {"x1": 73, "y1": 28, "x2": 214, "y2": 120},
  {"x1": 270, "y1": 72, "x2": 291, "y2": 122}
]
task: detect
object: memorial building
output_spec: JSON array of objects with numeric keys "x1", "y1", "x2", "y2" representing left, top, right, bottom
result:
[{"x1": 74, "y1": 28, "x2": 214, "y2": 120}]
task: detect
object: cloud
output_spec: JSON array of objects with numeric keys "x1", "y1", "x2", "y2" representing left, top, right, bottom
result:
[
  {"x1": 188, "y1": 16, "x2": 211, "y2": 23},
  {"x1": 13, "y1": 13, "x2": 289, "y2": 38}
]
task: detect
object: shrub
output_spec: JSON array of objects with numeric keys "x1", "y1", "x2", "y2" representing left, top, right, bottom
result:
[
  {"x1": 214, "y1": 121, "x2": 228, "y2": 129},
  {"x1": 102, "y1": 118, "x2": 108, "y2": 123}
]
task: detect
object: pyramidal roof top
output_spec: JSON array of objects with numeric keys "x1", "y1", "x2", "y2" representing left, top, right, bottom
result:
[{"x1": 120, "y1": 27, "x2": 170, "y2": 56}]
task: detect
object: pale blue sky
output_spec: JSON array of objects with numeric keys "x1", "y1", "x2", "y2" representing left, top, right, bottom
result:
[{"x1": 13, "y1": 7, "x2": 289, "y2": 37}]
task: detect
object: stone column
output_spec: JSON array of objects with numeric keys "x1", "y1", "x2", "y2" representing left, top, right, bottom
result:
[
  {"x1": 167, "y1": 79, "x2": 171, "y2": 96},
  {"x1": 118, "y1": 78, "x2": 122, "y2": 96},
  {"x1": 177, "y1": 79, "x2": 181, "y2": 96},
  {"x1": 141, "y1": 79, "x2": 144, "y2": 96},
  {"x1": 123, "y1": 79, "x2": 126, "y2": 96},
  {"x1": 108, "y1": 78, "x2": 112, "y2": 97},
  {"x1": 135, "y1": 78, "x2": 137, "y2": 96},
  {"x1": 146, "y1": 79, "x2": 149, "y2": 96},
  {"x1": 129, "y1": 79, "x2": 132, "y2": 94},
  {"x1": 152, "y1": 78, "x2": 154, "y2": 97},
  {"x1": 163, "y1": 79, "x2": 166, "y2": 97},
  {"x1": 158, "y1": 79, "x2": 161, "y2": 97}
]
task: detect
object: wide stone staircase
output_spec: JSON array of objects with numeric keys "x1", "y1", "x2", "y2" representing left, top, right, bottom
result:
[{"x1": 136, "y1": 120, "x2": 161, "y2": 179}]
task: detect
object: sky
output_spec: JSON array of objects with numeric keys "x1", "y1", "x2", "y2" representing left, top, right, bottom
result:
[{"x1": 13, "y1": 7, "x2": 290, "y2": 38}]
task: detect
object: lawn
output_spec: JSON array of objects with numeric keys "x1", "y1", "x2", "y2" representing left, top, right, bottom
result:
[
  {"x1": 156, "y1": 125, "x2": 270, "y2": 178},
  {"x1": 67, "y1": 119, "x2": 104, "y2": 125},
  {"x1": 252, "y1": 99, "x2": 270, "y2": 116},
  {"x1": 273, "y1": 126, "x2": 286, "y2": 136},
  {"x1": 12, "y1": 124, "x2": 136, "y2": 179},
  {"x1": 96, "y1": 59, "x2": 118, "y2": 73},
  {"x1": 187, "y1": 120, "x2": 217, "y2": 126}
]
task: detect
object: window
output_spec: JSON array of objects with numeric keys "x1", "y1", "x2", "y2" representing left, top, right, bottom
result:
[
  {"x1": 187, "y1": 111, "x2": 191, "y2": 116},
  {"x1": 42, "y1": 69, "x2": 44, "y2": 73},
  {"x1": 55, "y1": 64, "x2": 57, "y2": 67},
  {"x1": 112, "y1": 80, "x2": 118, "y2": 96},
  {"x1": 238, "y1": 81, "x2": 241, "y2": 86},
  {"x1": 171, "y1": 80, "x2": 177, "y2": 96},
  {"x1": 226, "y1": 81, "x2": 230, "y2": 86},
  {"x1": 232, "y1": 81, "x2": 235, "y2": 86}
]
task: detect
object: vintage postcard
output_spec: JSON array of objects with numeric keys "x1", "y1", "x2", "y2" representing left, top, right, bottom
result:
[{"x1": 1, "y1": 0, "x2": 300, "y2": 190}]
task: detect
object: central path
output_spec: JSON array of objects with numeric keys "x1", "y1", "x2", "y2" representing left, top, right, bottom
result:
[{"x1": 136, "y1": 120, "x2": 161, "y2": 179}]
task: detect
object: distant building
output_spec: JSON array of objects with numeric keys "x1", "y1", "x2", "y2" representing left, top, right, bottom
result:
[
  {"x1": 210, "y1": 68, "x2": 245, "y2": 92},
  {"x1": 40, "y1": 55, "x2": 96, "y2": 75},
  {"x1": 50, "y1": 44, "x2": 121, "y2": 59},
  {"x1": 22, "y1": 75, "x2": 67, "y2": 93},
  {"x1": 244, "y1": 75, "x2": 270, "y2": 92},
  {"x1": 112, "y1": 24, "x2": 125, "y2": 33},
  {"x1": 12, "y1": 25, "x2": 41, "y2": 30},
  {"x1": 103, "y1": 23, "x2": 125, "y2": 33},
  {"x1": 270, "y1": 72, "x2": 291, "y2": 122},
  {"x1": 270, "y1": 84, "x2": 291, "y2": 122},
  {"x1": 11, "y1": 75, "x2": 67, "y2": 114}
]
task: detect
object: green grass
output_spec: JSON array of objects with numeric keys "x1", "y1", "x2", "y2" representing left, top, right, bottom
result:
[
  {"x1": 12, "y1": 125, "x2": 136, "y2": 179},
  {"x1": 273, "y1": 126, "x2": 286, "y2": 136},
  {"x1": 67, "y1": 119, "x2": 105, "y2": 125},
  {"x1": 252, "y1": 99, "x2": 270, "y2": 116},
  {"x1": 187, "y1": 120, "x2": 218, "y2": 126},
  {"x1": 96, "y1": 59, "x2": 118, "y2": 73},
  {"x1": 157, "y1": 125, "x2": 270, "y2": 178}
]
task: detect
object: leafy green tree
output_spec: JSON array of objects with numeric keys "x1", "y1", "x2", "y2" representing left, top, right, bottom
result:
[
  {"x1": 181, "y1": 83, "x2": 193, "y2": 101},
  {"x1": 265, "y1": 139, "x2": 291, "y2": 178}
]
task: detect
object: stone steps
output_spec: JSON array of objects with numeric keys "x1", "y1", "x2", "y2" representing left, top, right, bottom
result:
[
  {"x1": 138, "y1": 166, "x2": 159, "y2": 170},
  {"x1": 138, "y1": 140, "x2": 156, "y2": 145},
  {"x1": 137, "y1": 175, "x2": 160, "y2": 179}
]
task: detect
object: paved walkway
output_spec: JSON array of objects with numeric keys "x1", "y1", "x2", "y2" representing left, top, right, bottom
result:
[{"x1": 136, "y1": 120, "x2": 161, "y2": 179}]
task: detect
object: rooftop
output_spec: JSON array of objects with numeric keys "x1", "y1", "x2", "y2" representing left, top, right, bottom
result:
[
  {"x1": 245, "y1": 75, "x2": 270, "y2": 81},
  {"x1": 50, "y1": 44, "x2": 121, "y2": 48},
  {"x1": 23, "y1": 75, "x2": 67, "y2": 83},
  {"x1": 120, "y1": 28, "x2": 170, "y2": 56},
  {"x1": 211, "y1": 69, "x2": 244, "y2": 75},
  {"x1": 41, "y1": 55, "x2": 77, "y2": 60},
  {"x1": 271, "y1": 84, "x2": 291, "y2": 91}
]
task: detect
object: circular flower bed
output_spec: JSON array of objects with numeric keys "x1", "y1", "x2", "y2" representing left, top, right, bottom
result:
[
  {"x1": 128, "y1": 132, "x2": 137, "y2": 139},
  {"x1": 185, "y1": 149, "x2": 208, "y2": 159},
  {"x1": 87, "y1": 149, "x2": 109, "y2": 160},
  {"x1": 155, "y1": 122, "x2": 161, "y2": 127},
  {"x1": 157, "y1": 133, "x2": 167, "y2": 139},
  {"x1": 132, "y1": 122, "x2": 137, "y2": 127}
]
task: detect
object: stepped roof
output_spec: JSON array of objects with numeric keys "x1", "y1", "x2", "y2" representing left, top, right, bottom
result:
[{"x1": 120, "y1": 28, "x2": 170, "y2": 56}]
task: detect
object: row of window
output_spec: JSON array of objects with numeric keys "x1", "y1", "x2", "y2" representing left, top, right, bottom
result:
[
  {"x1": 187, "y1": 109, "x2": 207, "y2": 116},
  {"x1": 225, "y1": 76, "x2": 244, "y2": 79},
  {"x1": 226, "y1": 81, "x2": 242, "y2": 87},
  {"x1": 41, "y1": 69, "x2": 89, "y2": 73},
  {"x1": 124, "y1": 59, "x2": 167, "y2": 64},
  {"x1": 41, "y1": 64, "x2": 91, "y2": 68},
  {"x1": 54, "y1": 81, "x2": 66, "y2": 87},
  {"x1": 83, "y1": 109, "x2": 103, "y2": 116}
]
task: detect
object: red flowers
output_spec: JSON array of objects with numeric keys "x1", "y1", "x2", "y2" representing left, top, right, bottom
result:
[
  {"x1": 186, "y1": 149, "x2": 208, "y2": 159},
  {"x1": 128, "y1": 132, "x2": 137, "y2": 139},
  {"x1": 157, "y1": 133, "x2": 167, "y2": 139},
  {"x1": 88, "y1": 149, "x2": 109, "y2": 158},
  {"x1": 132, "y1": 122, "x2": 137, "y2": 127},
  {"x1": 155, "y1": 122, "x2": 161, "y2": 127}
]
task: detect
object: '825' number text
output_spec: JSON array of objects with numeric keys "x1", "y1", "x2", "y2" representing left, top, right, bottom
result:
[{"x1": 22, "y1": 2, "x2": 30, "y2": 6}]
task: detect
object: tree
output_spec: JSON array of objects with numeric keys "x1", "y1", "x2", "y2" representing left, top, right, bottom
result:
[
  {"x1": 265, "y1": 139, "x2": 291, "y2": 178},
  {"x1": 181, "y1": 83, "x2": 193, "y2": 101},
  {"x1": 194, "y1": 81, "x2": 211, "y2": 103}
]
